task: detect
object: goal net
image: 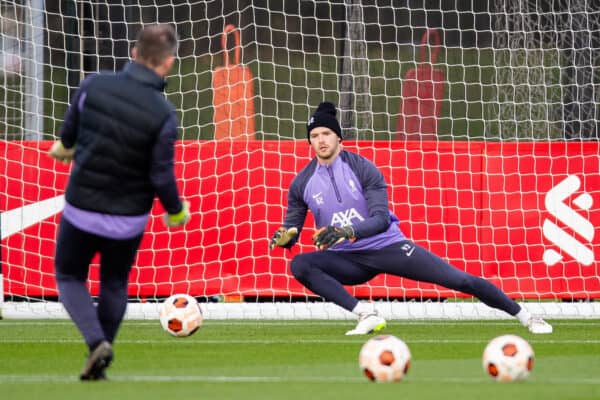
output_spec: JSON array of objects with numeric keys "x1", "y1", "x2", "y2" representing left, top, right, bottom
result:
[{"x1": 1, "y1": 1, "x2": 599, "y2": 320}]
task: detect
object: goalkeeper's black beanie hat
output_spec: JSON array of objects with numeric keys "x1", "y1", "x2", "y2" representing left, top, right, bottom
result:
[{"x1": 307, "y1": 101, "x2": 342, "y2": 143}]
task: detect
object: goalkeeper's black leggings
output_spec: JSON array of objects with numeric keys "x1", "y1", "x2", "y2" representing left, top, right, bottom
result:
[
  {"x1": 290, "y1": 240, "x2": 521, "y2": 316},
  {"x1": 54, "y1": 217, "x2": 142, "y2": 351}
]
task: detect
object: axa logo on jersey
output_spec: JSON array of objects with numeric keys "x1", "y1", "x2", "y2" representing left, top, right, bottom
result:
[
  {"x1": 542, "y1": 175, "x2": 594, "y2": 266},
  {"x1": 330, "y1": 208, "x2": 365, "y2": 227}
]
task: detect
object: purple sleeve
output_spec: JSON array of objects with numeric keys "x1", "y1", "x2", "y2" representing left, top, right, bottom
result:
[
  {"x1": 351, "y1": 157, "x2": 391, "y2": 239},
  {"x1": 281, "y1": 177, "x2": 309, "y2": 247},
  {"x1": 150, "y1": 111, "x2": 183, "y2": 214},
  {"x1": 58, "y1": 76, "x2": 93, "y2": 148}
]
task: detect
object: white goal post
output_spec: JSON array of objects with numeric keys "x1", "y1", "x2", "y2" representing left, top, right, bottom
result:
[{"x1": 1, "y1": 1, "x2": 599, "y2": 320}]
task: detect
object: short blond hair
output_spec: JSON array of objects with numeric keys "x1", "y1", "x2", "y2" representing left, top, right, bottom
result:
[{"x1": 134, "y1": 24, "x2": 177, "y2": 67}]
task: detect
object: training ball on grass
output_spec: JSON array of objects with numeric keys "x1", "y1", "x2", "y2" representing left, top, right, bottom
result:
[
  {"x1": 159, "y1": 294, "x2": 203, "y2": 337},
  {"x1": 359, "y1": 335, "x2": 411, "y2": 382},
  {"x1": 482, "y1": 334, "x2": 534, "y2": 382}
]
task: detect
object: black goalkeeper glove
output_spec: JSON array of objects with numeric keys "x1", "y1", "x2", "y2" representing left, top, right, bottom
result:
[{"x1": 312, "y1": 226, "x2": 356, "y2": 250}]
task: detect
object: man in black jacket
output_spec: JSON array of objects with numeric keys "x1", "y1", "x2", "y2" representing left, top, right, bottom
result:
[{"x1": 49, "y1": 24, "x2": 189, "y2": 380}]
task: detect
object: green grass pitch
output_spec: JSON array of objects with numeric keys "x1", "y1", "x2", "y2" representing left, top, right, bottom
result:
[{"x1": 1, "y1": 319, "x2": 599, "y2": 400}]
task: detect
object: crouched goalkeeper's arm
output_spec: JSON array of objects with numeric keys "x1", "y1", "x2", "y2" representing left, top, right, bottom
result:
[{"x1": 269, "y1": 176, "x2": 309, "y2": 250}]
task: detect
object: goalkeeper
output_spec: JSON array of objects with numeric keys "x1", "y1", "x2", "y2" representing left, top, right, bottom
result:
[
  {"x1": 49, "y1": 24, "x2": 190, "y2": 381},
  {"x1": 270, "y1": 101, "x2": 552, "y2": 336}
]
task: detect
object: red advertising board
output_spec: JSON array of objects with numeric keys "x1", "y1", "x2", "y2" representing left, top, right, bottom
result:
[{"x1": 1, "y1": 140, "x2": 599, "y2": 299}]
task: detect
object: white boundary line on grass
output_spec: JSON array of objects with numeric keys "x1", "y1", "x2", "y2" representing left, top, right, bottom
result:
[
  {"x1": 2, "y1": 338, "x2": 600, "y2": 344},
  {"x1": 0, "y1": 374, "x2": 599, "y2": 385},
  {"x1": 3, "y1": 320, "x2": 600, "y2": 326}
]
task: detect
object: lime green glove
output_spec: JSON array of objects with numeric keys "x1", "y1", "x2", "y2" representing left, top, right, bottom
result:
[
  {"x1": 163, "y1": 200, "x2": 190, "y2": 228},
  {"x1": 269, "y1": 226, "x2": 298, "y2": 250},
  {"x1": 48, "y1": 140, "x2": 75, "y2": 163}
]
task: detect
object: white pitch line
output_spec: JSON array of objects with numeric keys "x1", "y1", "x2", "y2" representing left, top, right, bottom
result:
[
  {"x1": 0, "y1": 374, "x2": 599, "y2": 385},
  {"x1": 3, "y1": 320, "x2": 600, "y2": 327},
  {"x1": 1, "y1": 338, "x2": 600, "y2": 344},
  {"x1": 0, "y1": 375, "x2": 362, "y2": 384}
]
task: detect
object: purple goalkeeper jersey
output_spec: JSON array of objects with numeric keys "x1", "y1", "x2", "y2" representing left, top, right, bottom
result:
[{"x1": 283, "y1": 150, "x2": 406, "y2": 251}]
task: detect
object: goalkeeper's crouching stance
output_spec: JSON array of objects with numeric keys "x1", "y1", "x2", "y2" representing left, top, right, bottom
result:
[
  {"x1": 50, "y1": 24, "x2": 190, "y2": 381},
  {"x1": 269, "y1": 101, "x2": 553, "y2": 336}
]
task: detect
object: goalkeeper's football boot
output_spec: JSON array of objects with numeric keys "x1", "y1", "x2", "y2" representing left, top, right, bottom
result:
[
  {"x1": 527, "y1": 317, "x2": 553, "y2": 334},
  {"x1": 345, "y1": 312, "x2": 387, "y2": 335},
  {"x1": 80, "y1": 340, "x2": 113, "y2": 381}
]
